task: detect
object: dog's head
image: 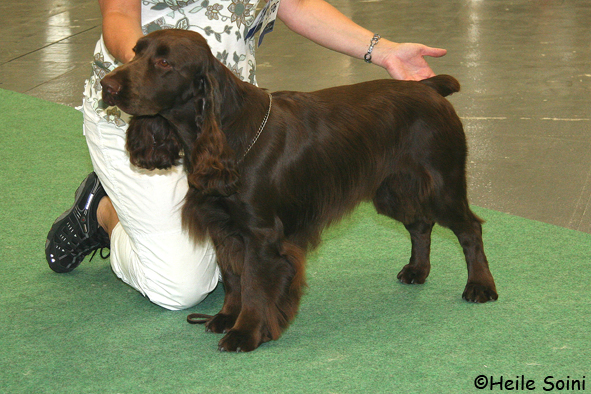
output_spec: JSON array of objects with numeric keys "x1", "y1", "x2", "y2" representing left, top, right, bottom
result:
[
  {"x1": 101, "y1": 29, "x2": 221, "y2": 117},
  {"x1": 102, "y1": 30, "x2": 238, "y2": 195}
]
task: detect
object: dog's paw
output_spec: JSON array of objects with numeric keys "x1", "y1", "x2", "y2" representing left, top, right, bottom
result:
[
  {"x1": 218, "y1": 329, "x2": 261, "y2": 353},
  {"x1": 397, "y1": 264, "x2": 429, "y2": 284},
  {"x1": 462, "y1": 282, "x2": 498, "y2": 303},
  {"x1": 205, "y1": 313, "x2": 237, "y2": 334}
]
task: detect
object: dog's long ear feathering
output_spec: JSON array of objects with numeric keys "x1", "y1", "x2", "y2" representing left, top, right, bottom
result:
[
  {"x1": 187, "y1": 58, "x2": 239, "y2": 197},
  {"x1": 126, "y1": 115, "x2": 182, "y2": 170}
]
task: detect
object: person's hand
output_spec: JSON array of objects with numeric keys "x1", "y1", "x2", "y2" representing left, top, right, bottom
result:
[{"x1": 374, "y1": 41, "x2": 447, "y2": 81}]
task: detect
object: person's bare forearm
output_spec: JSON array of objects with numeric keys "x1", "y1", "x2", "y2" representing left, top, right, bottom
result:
[
  {"x1": 277, "y1": 0, "x2": 446, "y2": 80},
  {"x1": 99, "y1": 0, "x2": 143, "y2": 64},
  {"x1": 277, "y1": 0, "x2": 373, "y2": 60}
]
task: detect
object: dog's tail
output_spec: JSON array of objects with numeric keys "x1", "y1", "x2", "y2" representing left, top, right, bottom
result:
[{"x1": 419, "y1": 75, "x2": 460, "y2": 97}]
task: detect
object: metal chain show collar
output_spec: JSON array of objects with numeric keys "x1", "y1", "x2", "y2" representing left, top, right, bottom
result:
[{"x1": 238, "y1": 93, "x2": 273, "y2": 163}]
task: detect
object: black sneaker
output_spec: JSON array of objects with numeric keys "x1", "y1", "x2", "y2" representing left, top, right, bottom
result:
[{"x1": 46, "y1": 172, "x2": 110, "y2": 273}]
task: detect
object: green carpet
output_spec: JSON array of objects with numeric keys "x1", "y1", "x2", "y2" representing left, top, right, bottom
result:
[{"x1": 1, "y1": 88, "x2": 590, "y2": 393}]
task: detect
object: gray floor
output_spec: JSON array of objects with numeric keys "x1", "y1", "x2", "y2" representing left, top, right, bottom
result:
[{"x1": 2, "y1": 0, "x2": 590, "y2": 233}]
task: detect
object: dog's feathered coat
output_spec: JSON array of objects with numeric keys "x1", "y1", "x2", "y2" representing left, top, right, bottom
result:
[{"x1": 101, "y1": 29, "x2": 497, "y2": 352}]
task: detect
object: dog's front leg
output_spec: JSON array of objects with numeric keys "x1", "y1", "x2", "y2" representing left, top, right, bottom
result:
[
  {"x1": 217, "y1": 234, "x2": 306, "y2": 352},
  {"x1": 205, "y1": 268, "x2": 241, "y2": 334},
  {"x1": 217, "y1": 252, "x2": 270, "y2": 352}
]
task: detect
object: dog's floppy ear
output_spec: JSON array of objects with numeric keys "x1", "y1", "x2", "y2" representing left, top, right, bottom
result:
[
  {"x1": 187, "y1": 59, "x2": 239, "y2": 196},
  {"x1": 126, "y1": 115, "x2": 182, "y2": 170}
]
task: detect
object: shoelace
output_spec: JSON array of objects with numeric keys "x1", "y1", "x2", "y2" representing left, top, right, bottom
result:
[
  {"x1": 89, "y1": 247, "x2": 110, "y2": 262},
  {"x1": 63, "y1": 226, "x2": 110, "y2": 264}
]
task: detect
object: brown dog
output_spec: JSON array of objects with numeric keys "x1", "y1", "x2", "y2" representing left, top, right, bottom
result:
[{"x1": 101, "y1": 29, "x2": 497, "y2": 352}]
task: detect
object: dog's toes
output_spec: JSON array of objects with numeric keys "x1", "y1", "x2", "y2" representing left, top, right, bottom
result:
[
  {"x1": 218, "y1": 330, "x2": 260, "y2": 353},
  {"x1": 206, "y1": 313, "x2": 237, "y2": 334},
  {"x1": 397, "y1": 264, "x2": 429, "y2": 285},
  {"x1": 462, "y1": 282, "x2": 498, "y2": 303}
]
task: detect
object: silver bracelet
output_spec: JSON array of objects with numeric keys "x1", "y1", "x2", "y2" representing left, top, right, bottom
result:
[{"x1": 364, "y1": 34, "x2": 381, "y2": 63}]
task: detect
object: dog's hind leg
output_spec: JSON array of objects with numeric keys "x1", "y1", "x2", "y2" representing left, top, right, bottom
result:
[
  {"x1": 373, "y1": 170, "x2": 436, "y2": 285},
  {"x1": 397, "y1": 220, "x2": 435, "y2": 284},
  {"x1": 444, "y1": 208, "x2": 498, "y2": 303}
]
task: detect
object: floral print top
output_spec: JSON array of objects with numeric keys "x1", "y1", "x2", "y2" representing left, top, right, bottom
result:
[{"x1": 85, "y1": 0, "x2": 261, "y2": 126}]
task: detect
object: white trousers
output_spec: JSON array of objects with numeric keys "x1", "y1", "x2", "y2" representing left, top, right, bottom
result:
[{"x1": 82, "y1": 99, "x2": 220, "y2": 310}]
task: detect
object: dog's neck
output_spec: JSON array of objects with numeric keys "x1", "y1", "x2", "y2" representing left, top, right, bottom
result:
[{"x1": 214, "y1": 66, "x2": 273, "y2": 157}]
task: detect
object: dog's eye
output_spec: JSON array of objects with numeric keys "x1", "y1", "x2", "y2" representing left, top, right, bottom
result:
[{"x1": 156, "y1": 59, "x2": 172, "y2": 69}]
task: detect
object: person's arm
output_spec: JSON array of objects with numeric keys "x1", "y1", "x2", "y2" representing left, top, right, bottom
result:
[
  {"x1": 276, "y1": 0, "x2": 447, "y2": 81},
  {"x1": 99, "y1": 0, "x2": 143, "y2": 64}
]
